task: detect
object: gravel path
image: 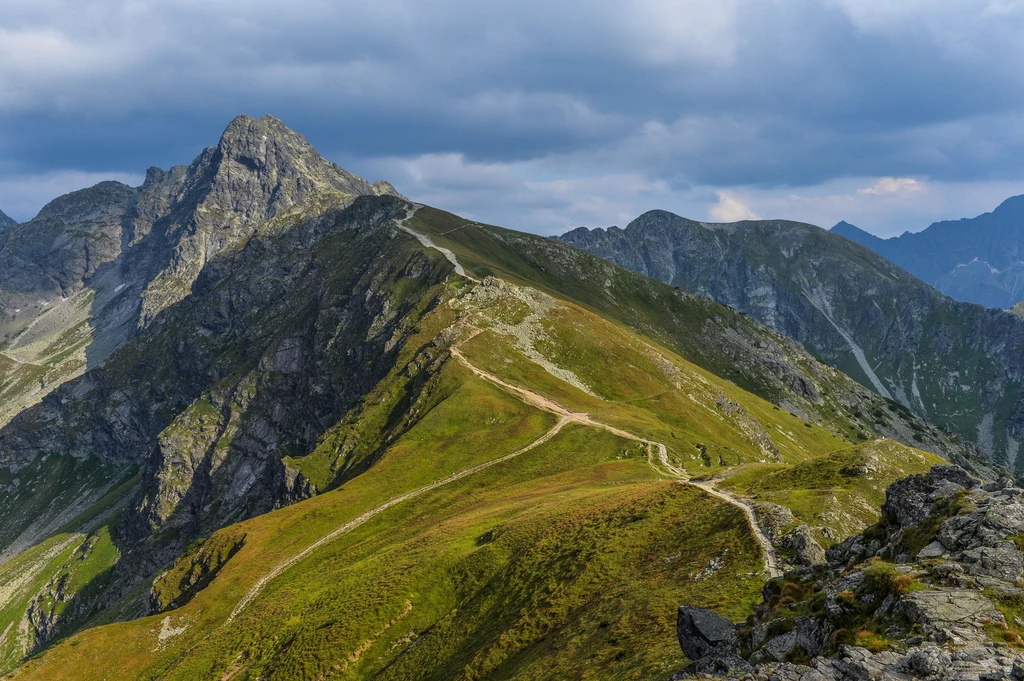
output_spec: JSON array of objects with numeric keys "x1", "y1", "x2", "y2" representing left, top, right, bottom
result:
[
  {"x1": 451, "y1": 341, "x2": 782, "y2": 578},
  {"x1": 397, "y1": 204, "x2": 476, "y2": 281}
]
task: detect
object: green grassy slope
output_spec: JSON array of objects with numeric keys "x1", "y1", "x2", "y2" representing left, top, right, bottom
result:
[
  {"x1": 560, "y1": 211, "x2": 1024, "y2": 467},
  {"x1": 406, "y1": 207, "x2": 978, "y2": 467},
  {"x1": 12, "y1": 358, "x2": 766, "y2": 681},
  {"x1": 9, "y1": 216, "x2": 948, "y2": 678}
]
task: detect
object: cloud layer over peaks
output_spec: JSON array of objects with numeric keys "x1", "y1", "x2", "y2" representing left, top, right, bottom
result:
[{"x1": 1, "y1": 0, "x2": 1023, "y2": 235}]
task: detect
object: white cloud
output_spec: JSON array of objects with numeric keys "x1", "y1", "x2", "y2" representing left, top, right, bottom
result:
[
  {"x1": 358, "y1": 152, "x2": 677, "y2": 234},
  {"x1": 2, "y1": 0, "x2": 1024, "y2": 240},
  {"x1": 857, "y1": 177, "x2": 925, "y2": 196},
  {"x1": 617, "y1": 0, "x2": 739, "y2": 66},
  {"x1": 709, "y1": 191, "x2": 762, "y2": 222},
  {"x1": 698, "y1": 178, "x2": 1024, "y2": 237}
]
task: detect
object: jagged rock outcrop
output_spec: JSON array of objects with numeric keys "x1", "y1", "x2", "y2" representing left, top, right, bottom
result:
[
  {"x1": 561, "y1": 211, "x2": 1024, "y2": 468},
  {"x1": 781, "y1": 525, "x2": 827, "y2": 567},
  {"x1": 675, "y1": 466, "x2": 1024, "y2": 680},
  {"x1": 0, "y1": 181, "x2": 138, "y2": 339},
  {"x1": 134, "y1": 114, "x2": 399, "y2": 324},
  {"x1": 677, "y1": 606, "x2": 752, "y2": 676}
]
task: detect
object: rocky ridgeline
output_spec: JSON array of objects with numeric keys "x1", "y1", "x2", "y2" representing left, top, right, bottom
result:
[
  {"x1": 675, "y1": 466, "x2": 1024, "y2": 680},
  {"x1": 561, "y1": 212, "x2": 1024, "y2": 465}
]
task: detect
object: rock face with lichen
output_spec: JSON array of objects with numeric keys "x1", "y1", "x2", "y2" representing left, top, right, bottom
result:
[{"x1": 674, "y1": 466, "x2": 1024, "y2": 680}]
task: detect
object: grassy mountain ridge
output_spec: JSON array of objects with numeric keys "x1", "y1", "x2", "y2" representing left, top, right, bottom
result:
[
  {"x1": 0, "y1": 117, "x2": 987, "y2": 678},
  {"x1": 6, "y1": 204, "x2": 944, "y2": 678}
]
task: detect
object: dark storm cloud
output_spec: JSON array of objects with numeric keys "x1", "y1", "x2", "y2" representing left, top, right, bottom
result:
[{"x1": 1, "y1": 0, "x2": 1023, "y2": 231}]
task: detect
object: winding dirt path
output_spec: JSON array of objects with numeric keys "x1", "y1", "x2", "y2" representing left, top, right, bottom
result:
[
  {"x1": 397, "y1": 204, "x2": 477, "y2": 281},
  {"x1": 225, "y1": 236, "x2": 782, "y2": 625},
  {"x1": 689, "y1": 479, "x2": 783, "y2": 578},
  {"x1": 227, "y1": 414, "x2": 570, "y2": 623},
  {"x1": 449, "y1": 343, "x2": 783, "y2": 579}
]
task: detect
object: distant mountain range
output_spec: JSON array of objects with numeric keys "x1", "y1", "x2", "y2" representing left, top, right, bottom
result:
[
  {"x1": 832, "y1": 195, "x2": 1024, "y2": 309},
  {"x1": 561, "y1": 210, "x2": 1024, "y2": 467}
]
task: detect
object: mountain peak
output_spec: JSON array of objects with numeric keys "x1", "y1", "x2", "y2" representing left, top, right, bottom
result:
[
  {"x1": 831, "y1": 220, "x2": 885, "y2": 248},
  {"x1": 370, "y1": 180, "x2": 406, "y2": 200},
  {"x1": 206, "y1": 114, "x2": 400, "y2": 211},
  {"x1": 216, "y1": 113, "x2": 320, "y2": 171},
  {"x1": 130, "y1": 114, "x2": 406, "y2": 324},
  {"x1": 992, "y1": 193, "x2": 1024, "y2": 217},
  {"x1": 0, "y1": 208, "x2": 16, "y2": 231},
  {"x1": 32, "y1": 181, "x2": 138, "y2": 223}
]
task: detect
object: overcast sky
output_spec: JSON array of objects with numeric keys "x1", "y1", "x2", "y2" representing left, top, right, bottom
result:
[{"x1": 2, "y1": 0, "x2": 1024, "y2": 236}]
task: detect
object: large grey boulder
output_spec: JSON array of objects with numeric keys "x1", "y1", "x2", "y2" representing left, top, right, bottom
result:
[
  {"x1": 676, "y1": 606, "x2": 753, "y2": 676},
  {"x1": 882, "y1": 466, "x2": 976, "y2": 530},
  {"x1": 894, "y1": 589, "x2": 1003, "y2": 643},
  {"x1": 677, "y1": 606, "x2": 739, "y2": 661},
  {"x1": 783, "y1": 525, "x2": 827, "y2": 566}
]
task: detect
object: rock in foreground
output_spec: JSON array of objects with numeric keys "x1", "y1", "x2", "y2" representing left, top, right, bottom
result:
[{"x1": 675, "y1": 466, "x2": 1024, "y2": 680}]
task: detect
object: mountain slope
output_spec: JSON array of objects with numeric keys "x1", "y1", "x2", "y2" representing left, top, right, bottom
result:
[
  {"x1": 0, "y1": 117, "x2": 987, "y2": 679},
  {"x1": 6, "y1": 201, "x2": 951, "y2": 681},
  {"x1": 0, "y1": 210, "x2": 15, "y2": 232},
  {"x1": 561, "y1": 210, "x2": 1024, "y2": 468},
  {"x1": 833, "y1": 195, "x2": 1024, "y2": 308}
]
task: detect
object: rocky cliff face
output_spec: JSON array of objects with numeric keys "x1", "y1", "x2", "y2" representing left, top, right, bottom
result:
[
  {"x1": 0, "y1": 194, "x2": 448, "y2": 532},
  {"x1": 676, "y1": 466, "x2": 1024, "y2": 680},
  {"x1": 131, "y1": 114, "x2": 404, "y2": 325},
  {"x1": 561, "y1": 211, "x2": 1024, "y2": 468},
  {"x1": 0, "y1": 114, "x2": 402, "y2": 429},
  {"x1": 833, "y1": 196, "x2": 1024, "y2": 309},
  {"x1": 0, "y1": 192, "x2": 456, "y2": 653}
]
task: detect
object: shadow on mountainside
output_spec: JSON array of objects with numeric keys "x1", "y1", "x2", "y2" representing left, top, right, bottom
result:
[{"x1": 0, "y1": 194, "x2": 469, "y2": 664}]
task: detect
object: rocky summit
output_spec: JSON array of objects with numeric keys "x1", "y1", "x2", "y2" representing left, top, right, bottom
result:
[
  {"x1": 0, "y1": 208, "x2": 15, "y2": 231},
  {"x1": 0, "y1": 114, "x2": 401, "y2": 429},
  {"x1": 675, "y1": 465, "x2": 1024, "y2": 681}
]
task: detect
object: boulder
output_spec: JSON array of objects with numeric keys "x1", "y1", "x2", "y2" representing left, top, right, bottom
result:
[
  {"x1": 894, "y1": 590, "x2": 1003, "y2": 643},
  {"x1": 903, "y1": 646, "x2": 952, "y2": 677},
  {"x1": 917, "y1": 541, "x2": 947, "y2": 559},
  {"x1": 676, "y1": 606, "x2": 739, "y2": 661},
  {"x1": 783, "y1": 525, "x2": 827, "y2": 566},
  {"x1": 756, "y1": 503, "x2": 796, "y2": 544},
  {"x1": 969, "y1": 542, "x2": 1024, "y2": 582},
  {"x1": 767, "y1": 662, "x2": 835, "y2": 681},
  {"x1": 684, "y1": 651, "x2": 752, "y2": 676},
  {"x1": 881, "y1": 465, "x2": 976, "y2": 530}
]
